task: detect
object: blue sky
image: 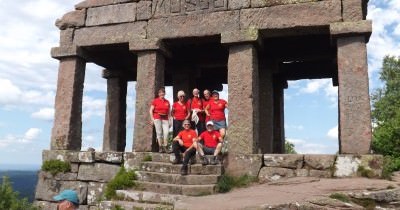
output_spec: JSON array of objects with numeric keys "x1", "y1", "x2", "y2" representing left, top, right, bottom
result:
[{"x1": 0, "y1": 0, "x2": 399, "y2": 168}]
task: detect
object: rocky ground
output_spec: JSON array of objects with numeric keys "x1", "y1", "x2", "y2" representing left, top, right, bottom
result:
[{"x1": 174, "y1": 173, "x2": 400, "y2": 210}]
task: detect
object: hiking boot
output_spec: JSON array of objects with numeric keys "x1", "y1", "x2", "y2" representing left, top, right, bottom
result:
[
  {"x1": 201, "y1": 156, "x2": 209, "y2": 165},
  {"x1": 210, "y1": 156, "x2": 218, "y2": 165},
  {"x1": 181, "y1": 165, "x2": 188, "y2": 176},
  {"x1": 172, "y1": 158, "x2": 182, "y2": 164}
]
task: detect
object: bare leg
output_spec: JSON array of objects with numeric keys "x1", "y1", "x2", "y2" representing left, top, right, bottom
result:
[
  {"x1": 219, "y1": 128, "x2": 226, "y2": 139},
  {"x1": 214, "y1": 143, "x2": 223, "y2": 156}
]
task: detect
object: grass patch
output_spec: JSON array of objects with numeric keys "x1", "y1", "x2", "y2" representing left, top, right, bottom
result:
[
  {"x1": 381, "y1": 156, "x2": 400, "y2": 180},
  {"x1": 143, "y1": 154, "x2": 152, "y2": 162},
  {"x1": 216, "y1": 174, "x2": 258, "y2": 193},
  {"x1": 329, "y1": 193, "x2": 351, "y2": 203},
  {"x1": 104, "y1": 167, "x2": 137, "y2": 200},
  {"x1": 357, "y1": 166, "x2": 375, "y2": 178},
  {"x1": 41, "y1": 160, "x2": 71, "y2": 176},
  {"x1": 113, "y1": 205, "x2": 125, "y2": 210},
  {"x1": 351, "y1": 198, "x2": 376, "y2": 210}
]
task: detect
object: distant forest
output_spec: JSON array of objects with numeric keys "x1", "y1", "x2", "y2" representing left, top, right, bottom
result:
[{"x1": 0, "y1": 170, "x2": 38, "y2": 202}]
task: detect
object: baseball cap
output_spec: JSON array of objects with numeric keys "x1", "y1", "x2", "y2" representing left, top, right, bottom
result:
[
  {"x1": 212, "y1": 90, "x2": 219, "y2": 95},
  {"x1": 53, "y1": 189, "x2": 79, "y2": 205},
  {"x1": 206, "y1": 121, "x2": 214, "y2": 126}
]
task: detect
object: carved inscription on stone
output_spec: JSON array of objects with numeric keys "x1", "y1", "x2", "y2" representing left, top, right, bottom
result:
[{"x1": 152, "y1": 0, "x2": 228, "y2": 18}]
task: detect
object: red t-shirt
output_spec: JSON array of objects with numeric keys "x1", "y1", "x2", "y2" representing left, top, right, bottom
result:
[
  {"x1": 177, "y1": 129, "x2": 197, "y2": 148},
  {"x1": 151, "y1": 98, "x2": 170, "y2": 120},
  {"x1": 209, "y1": 99, "x2": 227, "y2": 121},
  {"x1": 189, "y1": 97, "x2": 205, "y2": 121},
  {"x1": 172, "y1": 101, "x2": 188, "y2": 120},
  {"x1": 199, "y1": 130, "x2": 221, "y2": 148}
]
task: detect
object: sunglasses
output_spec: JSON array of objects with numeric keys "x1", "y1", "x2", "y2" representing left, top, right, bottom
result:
[
  {"x1": 179, "y1": 96, "x2": 185, "y2": 97},
  {"x1": 184, "y1": 124, "x2": 190, "y2": 126}
]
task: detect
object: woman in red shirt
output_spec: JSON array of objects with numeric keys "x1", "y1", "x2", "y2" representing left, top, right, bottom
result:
[
  {"x1": 149, "y1": 87, "x2": 170, "y2": 153},
  {"x1": 171, "y1": 90, "x2": 190, "y2": 138},
  {"x1": 205, "y1": 90, "x2": 228, "y2": 139}
]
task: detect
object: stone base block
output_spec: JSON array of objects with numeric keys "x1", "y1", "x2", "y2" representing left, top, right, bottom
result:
[
  {"x1": 136, "y1": 171, "x2": 219, "y2": 185},
  {"x1": 77, "y1": 163, "x2": 120, "y2": 182},
  {"x1": 263, "y1": 154, "x2": 304, "y2": 169},
  {"x1": 304, "y1": 154, "x2": 336, "y2": 170},
  {"x1": 116, "y1": 190, "x2": 186, "y2": 205},
  {"x1": 225, "y1": 153, "x2": 263, "y2": 176},
  {"x1": 95, "y1": 152, "x2": 123, "y2": 163},
  {"x1": 258, "y1": 167, "x2": 295, "y2": 182},
  {"x1": 334, "y1": 155, "x2": 383, "y2": 178}
]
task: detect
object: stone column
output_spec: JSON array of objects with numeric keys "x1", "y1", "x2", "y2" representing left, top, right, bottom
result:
[
  {"x1": 337, "y1": 36, "x2": 371, "y2": 154},
  {"x1": 102, "y1": 69, "x2": 127, "y2": 152},
  {"x1": 258, "y1": 58, "x2": 274, "y2": 153},
  {"x1": 273, "y1": 77, "x2": 285, "y2": 153},
  {"x1": 130, "y1": 39, "x2": 168, "y2": 152},
  {"x1": 330, "y1": 21, "x2": 373, "y2": 154},
  {"x1": 222, "y1": 30, "x2": 261, "y2": 154},
  {"x1": 50, "y1": 47, "x2": 86, "y2": 150}
]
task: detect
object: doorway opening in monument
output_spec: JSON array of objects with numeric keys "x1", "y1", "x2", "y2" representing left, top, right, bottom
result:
[
  {"x1": 284, "y1": 78, "x2": 338, "y2": 154},
  {"x1": 81, "y1": 63, "x2": 107, "y2": 152}
]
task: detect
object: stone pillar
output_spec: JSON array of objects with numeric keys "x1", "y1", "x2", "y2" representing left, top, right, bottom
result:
[
  {"x1": 130, "y1": 39, "x2": 169, "y2": 152},
  {"x1": 227, "y1": 44, "x2": 260, "y2": 154},
  {"x1": 273, "y1": 78, "x2": 285, "y2": 153},
  {"x1": 258, "y1": 58, "x2": 274, "y2": 153},
  {"x1": 337, "y1": 36, "x2": 372, "y2": 154},
  {"x1": 102, "y1": 69, "x2": 127, "y2": 152},
  {"x1": 50, "y1": 47, "x2": 86, "y2": 150}
]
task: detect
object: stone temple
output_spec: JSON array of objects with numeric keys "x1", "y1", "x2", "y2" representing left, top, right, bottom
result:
[{"x1": 35, "y1": 0, "x2": 379, "y2": 209}]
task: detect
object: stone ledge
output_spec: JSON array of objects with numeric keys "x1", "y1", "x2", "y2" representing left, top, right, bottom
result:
[
  {"x1": 263, "y1": 154, "x2": 304, "y2": 169},
  {"x1": 129, "y1": 38, "x2": 171, "y2": 57},
  {"x1": 75, "y1": 0, "x2": 136, "y2": 9},
  {"x1": 224, "y1": 153, "x2": 263, "y2": 176},
  {"x1": 55, "y1": 9, "x2": 86, "y2": 30},
  {"x1": 330, "y1": 20, "x2": 372, "y2": 41},
  {"x1": 220, "y1": 28, "x2": 262, "y2": 45},
  {"x1": 51, "y1": 46, "x2": 90, "y2": 60}
]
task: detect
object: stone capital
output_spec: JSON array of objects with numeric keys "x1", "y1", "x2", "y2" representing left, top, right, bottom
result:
[
  {"x1": 102, "y1": 69, "x2": 125, "y2": 79},
  {"x1": 221, "y1": 28, "x2": 263, "y2": 47},
  {"x1": 129, "y1": 38, "x2": 171, "y2": 57},
  {"x1": 330, "y1": 20, "x2": 372, "y2": 42},
  {"x1": 51, "y1": 45, "x2": 89, "y2": 60}
]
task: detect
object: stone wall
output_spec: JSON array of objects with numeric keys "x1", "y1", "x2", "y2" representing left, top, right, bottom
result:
[
  {"x1": 258, "y1": 154, "x2": 383, "y2": 182},
  {"x1": 35, "y1": 150, "x2": 126, "y2": 209},
  {"x1": 55, "y1": 0, "x2": 362, "y2": 47}
]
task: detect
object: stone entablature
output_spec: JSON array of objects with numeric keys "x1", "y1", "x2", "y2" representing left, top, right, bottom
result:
[{"x1": 56, "y1": 0, "x2": 369, "y2": 46}]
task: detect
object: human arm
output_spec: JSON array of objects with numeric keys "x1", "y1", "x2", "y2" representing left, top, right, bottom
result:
[
  {"x1": 149, "y1": 105, "x2": 155, "y2": 123},
  {"x1": 205, "y1": 104, "x2": 210, "y2": 117}
]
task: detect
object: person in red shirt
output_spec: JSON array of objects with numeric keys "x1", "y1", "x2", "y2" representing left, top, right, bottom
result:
[
  {"x1": 202, "y1": 89, "x2": 211, "y2": 122},
  {"x1": 188, "y1": 88, "x2": 205, "y2": 135},
  {"x1": 205, "y1": 90, "x2": 228, "y2": 139},
  {"x1": 172, "y1": 120, "x2": 197, "y2": 175},
  {"x1": 196, "y1": 121, "x2": 223, "y2": 165},
  {"x1": 171, "y1": 90, "x2": 190, "y2": 137},
  {"x1": 149, "y1": 87, "x2": 170, "y2": 153}
]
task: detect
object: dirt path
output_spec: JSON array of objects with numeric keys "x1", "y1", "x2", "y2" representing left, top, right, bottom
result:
[{"x1": 174, "y1": 177, "x2": 398, "y2": 210}]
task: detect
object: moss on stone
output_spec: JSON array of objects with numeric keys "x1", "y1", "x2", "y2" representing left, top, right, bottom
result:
[
  {"x1": 104, "y1": 166, "x2": 137, "y2": 200},
  {"x1": 41, "y1": 159, "x2": 71, "y2": 176}
]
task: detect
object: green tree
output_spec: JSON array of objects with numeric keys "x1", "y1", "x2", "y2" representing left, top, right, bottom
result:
[
  {"x1": 285, "y1": 141, "x2": 297, "y2": 154},
  {"x1": 0, "y1": 176, "x2": 38, "y2": 210},
  {"x1": 371, "y1": 56, "x2": 400, "y2": 174}
]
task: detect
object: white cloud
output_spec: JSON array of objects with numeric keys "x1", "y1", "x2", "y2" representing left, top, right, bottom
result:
[
  {"x1": 31, "y1": 108, "x2": 54, "y2": 121},
  {"x1": 300, "y1": 79, "x2": 330, "y2": 94},
  {"x1": 24, "y1": 128, "x2": 42, "y2": 141},
  {"x1": 286, "y1": 137, "x2": 337, "y2": 154},
  {"x1": 0, "y1": 78, "x2": 22, "y2": 105},
  {"x1": 327, "y1": 125, "x2": 338, "y2": 140},
  {"x1": 82, "y1": 96, "x2": 106, "y2": 121}
]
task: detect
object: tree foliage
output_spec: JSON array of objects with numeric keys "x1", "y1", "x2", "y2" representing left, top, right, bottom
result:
[
  {"x1": 285, "y1": 141, "x2": 297, "y2": 154},
  {"x1": 371, "y1": 56, "x2": 400, "y2": 158},
  {"x1": 0, "y1": 176, "x2": 38, "y2": 210}
]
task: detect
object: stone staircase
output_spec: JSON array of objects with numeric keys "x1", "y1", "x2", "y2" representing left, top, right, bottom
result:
[{"x1": 99, "y1": 153, "x2": 224, "y2": 210}]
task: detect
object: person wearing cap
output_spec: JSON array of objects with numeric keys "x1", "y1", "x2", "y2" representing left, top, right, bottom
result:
[
  {"x1": 171, "y1": 90, "x2": 190, "y2": 137},
  {"x1": 172, "y1": 119, "x2": 198, "y2": 175},
  {"x1": 205, "y1": 90, "x2": 228, "y2": 139},
  {"x1": 188, "y1": 88, "x2": 205, "y2": 135},
  {"x1": 203, "y1": 89, "x2": 211, "y2": 123},
  {"x1": 196, "y1": 121, "x2": 223, "y2": 165},
  {"x1": 53, "y1": 189, "x2": 79, "y2": 210},
  {"x1": 149, "y1": 87, "x2": 171, "y2": 153}
]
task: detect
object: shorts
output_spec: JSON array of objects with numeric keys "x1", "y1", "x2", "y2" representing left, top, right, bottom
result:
[
  {"x1": 201, "y1": 144, "x2": 216, "y2": 155},
  {"x1": 212, "y1": 120, "x2": 227, "y2": 130}
]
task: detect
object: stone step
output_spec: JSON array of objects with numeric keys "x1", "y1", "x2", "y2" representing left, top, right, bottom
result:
[
  {"x1": 150, "y1": 153, "x2": 222, "y2": 164},
  {"x1": 116, "y1": 189, "x2": 186, "y2": 205},
  {"x1": 135, "y1": 181, "x2": 216, "y2": 196},
  {"x1": 99, "y1": 200, "x2": 173, "y2": 210},
  {"x1": 140, "y1": 161, "x2": 223, "y2": 175},
  {"x1": 137, "y1": 171, "x2": 220, "y2": 185}
]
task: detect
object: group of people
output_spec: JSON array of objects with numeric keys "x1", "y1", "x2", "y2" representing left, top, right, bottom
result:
[{"x1": 149, "y1": 87, "x2": 228, "y2": 175}]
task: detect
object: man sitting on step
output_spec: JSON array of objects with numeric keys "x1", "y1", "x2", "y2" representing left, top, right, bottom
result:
[
  {"x1": 172, "y1": 119, "x2": 198, "y2": 175},
  {"x1": 196, "y1": 121, "x2": 223, "y2": 165}
]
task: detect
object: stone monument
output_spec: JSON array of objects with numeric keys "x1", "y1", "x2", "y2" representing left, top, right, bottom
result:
[{"x1": 35, "y1": 0, "x2": 378, "y2": 209}]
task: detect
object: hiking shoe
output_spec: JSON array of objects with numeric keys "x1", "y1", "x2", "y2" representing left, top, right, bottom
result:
[
  {"x1": 181, "y1": 165, "x2": 188, "y2": 176},
  {"x1": 172, "y1": 158, "x2": 182, "y2": 164},
  {"x1": 210, "y1": 156, "x2": 218, "y2": 165},
  {"x1": 201, "y1": 156, "x2": 209, "y2": 165}
]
